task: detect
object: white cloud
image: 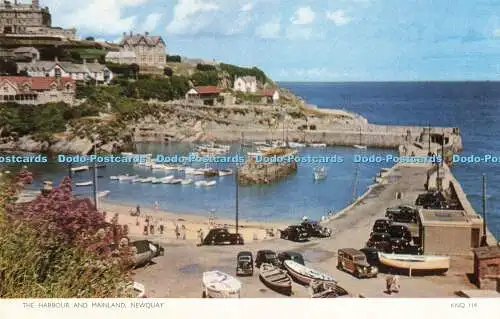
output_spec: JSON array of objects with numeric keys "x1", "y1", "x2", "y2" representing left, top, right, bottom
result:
[
  {"x1": 255, "y1": 19, "x2": 281, "y2": 39},
  {"x1": 241, "y1": 2, "x2": 253, "y2": 11},
  {"x1": 41, "y1": 0, "x2": 150, "y2": 35},
  {"x1": 326, "y1": 10, "x2": 351, "y2": 26},
  {"x1": 166, "y1": 0, "x2": 220, "y2": 35},
  {"x1": 290, "y1": 7, "x2": 315, "y2": 25},
  {"x1": 141, "y1": 13, "x2": 163, "y2": 32},
  {"x1": 286, "y1": 26, "x2": 315, "y2": 40}
]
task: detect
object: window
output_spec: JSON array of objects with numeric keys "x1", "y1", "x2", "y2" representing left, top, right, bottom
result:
[
  {"x1": 54, "y1": 67, "x2": 61, "y2": 78},
  {"x1": 65, "y1": 83, "x2": 72, "y2": 90}
]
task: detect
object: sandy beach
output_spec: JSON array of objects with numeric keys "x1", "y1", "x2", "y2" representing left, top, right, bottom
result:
[{"x1": 101, "y1": 200, "x2": 287, "y2": 243}]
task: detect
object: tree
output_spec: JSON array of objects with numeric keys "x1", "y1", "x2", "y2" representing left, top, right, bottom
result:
[
  {"x1": 166, "y1": 55, "x2": 181, "y2": 63},
  {"x1": 196, "y1": 63, "x2": 216, "y2": 71},
  {"x1": 85, "y1": 36, "x2": 95, "y2": 41},
  {"x1": 164, "y1": 67, "x2": 173, "y2": 77}
]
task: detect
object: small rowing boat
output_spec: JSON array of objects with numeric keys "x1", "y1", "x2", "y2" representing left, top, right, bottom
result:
[
  {"x1": 202, "y1": 271, "x2": 241, "y2": 298},
  {"x1": 181, "y1": 179, "x2": 193, "y2": 185},
  {"x1": 195, "y1": 180, "x2": 216, "y2": 187},
  {"x1": 75, "y1": 181, "x2": 92, "y2": 187},
  {"x1": 71, "y1": 165, "x2": 89, "y2": 172},
  {"x1": 283, "y1": 260, "x2": 336, "y2": 286},
  {"x1": 98, "y1": 190, "x2": 110, "y2": 198},
  {"x1": 309, "y1": 143, "x2": 327, "y2": 148},
  {"x1": 218, "y1": 169, "x2": 233, "y2": 176},
  {"x1": 378, "y1": 253, "x2": 450, "y2": 274},
  {"x1": 353, "y1": 144, "x2": 367, "y2": 150},
  {"x1": 259, "y1": 263, "x2": 292, "y2": 296}
]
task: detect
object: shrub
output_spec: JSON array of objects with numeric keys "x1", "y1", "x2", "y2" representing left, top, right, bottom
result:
[
  {"x1": 191, "y1": 71, "x2": 218, "y2": 86},
  {"x1": 164, "y1": 67, "x2": 173, "y2": 76},
  {"x1": 166, "y1": 55, "x2": 181, "y2": 62},
  {"x1": 196, "y1": 63, "x2": 216, "y2": 71}
]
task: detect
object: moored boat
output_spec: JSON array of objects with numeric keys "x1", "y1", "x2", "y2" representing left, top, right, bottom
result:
[
  {"x1": 195, "y1": 180, "x2": 216, "y2": 187},
  {"x1": 202, "y1": 271, "x2": 241, "y2": 298},
  {"x1": 71, "y1": 165, "x2": 89, "y2": 172},
  {"x1": 75, "y1": 181, "x2": 92, "y2": 187},
  {"x1": 313, "y1": 167, "x2": 327, "y2": 180},
  {"x1": 204, "y1": 169, "x2": 218, "y2": 177},
  {"x1": 165, "y1": 178, "x2": 182, "y2": 184},
  {"x1": 283, "y1": 260, "x2": 336, "y2": 286},
  {"x1": 218, "y1": 169, "x2": 233, "y2": 176},
  {"x1": 98, "y1": 190, "x2": 110, "y2": 198},
  {"x1": 309, "y1": 143, "x2": 327, "y2": 148},
  {"x1": 288, "y1": 142, "x2": 306, "y2": 148},
  {"x1": 378, "y1": 252, "x2": 450, "y2": 274},
  {"x1": 353, "y1": 144, "x2": 367, "y2": 149},
  {"x1": 181, "y1": 179, "x2": 193, "y2": 185},
  {"x1": 259, "y1": 263, "x2": 292, "y2": 296},
  {"x1": 118, "y1": 174, "x2": 138, "y2": 181}
]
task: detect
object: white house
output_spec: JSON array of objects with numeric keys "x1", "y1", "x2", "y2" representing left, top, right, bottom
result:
[
  {"x1": 233, "y1": 76, "x2": 257, "y2": 93},
  {"x1": 260, "y1": 89, "x2": 280, "y2": 104},
  {"x1": 17, "y1": 58, "x2": 113, "y2": 84}
]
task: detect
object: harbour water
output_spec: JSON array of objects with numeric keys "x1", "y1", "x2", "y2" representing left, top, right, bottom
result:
[{"x1": 282, "y1": 81, "x2": 500, "y2": 238}]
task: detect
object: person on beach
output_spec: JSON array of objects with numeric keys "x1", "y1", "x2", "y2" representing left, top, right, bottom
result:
[
  {"x1": 143, "y1": 225, "x2": 148, "y2": 236},
  {"x1": 153, "y1": 201, "x2": 159, "y2": 212},
  {"x1": 136, "y1": 205, "x2": 141, "y2": 216},
  {"x1": 159, "y1": 224, "x2": 164, "y2": 234},
  {"x1": 150, "y1": 224, "x2": 154, "y2": 235},
  {"x1": 181, "y1": 224, "x2": 186, "y2": 240},
  {"x1": 175, "y1": 224, "x2": 180, "y2": 239},
  {"x1": 392, "y1": 275, "x2": 400, "y2": 293},
  {"x1": 198, "y1": 229, "x2": 204, "y2": 244},
  {"x1": 385, "y1": 275, "x2": 394, "y2": 295}
]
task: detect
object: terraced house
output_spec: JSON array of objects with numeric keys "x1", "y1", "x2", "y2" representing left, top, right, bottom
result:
[
  {"x1": 0, "y1": 76, "x2": 75, "y2": 105},
  {"x1": 115, "y1": 31, "x2": 167, "y2": 68}
]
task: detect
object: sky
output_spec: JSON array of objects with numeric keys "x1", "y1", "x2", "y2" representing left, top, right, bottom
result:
[{"x1": 36, "y1": 0, "x2": 500, "y2": 81}]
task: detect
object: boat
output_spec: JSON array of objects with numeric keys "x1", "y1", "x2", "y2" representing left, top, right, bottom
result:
[
  {"x1": 254, "y1": 141, "x2": 270, "y2": 146},
  {"x1": 309, "y1": 143, "x2": 327, "y2": 148},
  {"x1": 110, "y1": 176, "x2": 119, "y2": 180},
  {"x1": 259, "y1": 263, "x2": 292, "y2": 296},
  {"x1": 193, "y1": 169, "x2": 207, "y2": 176},
  {"x1": 75, "y1": 181, "x2": 93, "y2": 187},
  {"x1": 353, "y1": 144, "x2": 367, "y2": 149},
  {"x1": 151, "y1": 163, "x2": 165, "y2": 170},
  {"x1": 118, "y1": 174, "x2": 137, "y2": 181},
  {"x1": 288, "y1": 142, "x2": 306, "y2": 148},
  {"x1": 257, "y1": 146, "x2": 273, "y2": 152},
  {"x1": 71, "y1": 165, "x2": 89, "y2": 172},
  {"x1": 181, "y1": 179, "x2": 193, "y2": 185},
  {"x1": 152, "y1": 176, "x2": 173, "y2": 184},
  {"x1": 97, "y1": 190, "x2": 110, "y2": 198},
  {"x1": 195, "y1": 180, "x2": 217, "y2": 187},
  {"x1": 202, "y1": 271, "x2": 241, "y2": 298},
  {"x1": 218, "y1": 169, "x2": 233, "y2": 176},
  {"x1": 184, "y1": 167, "x2": 197, "y2": 175},
  {"x1": 161, "y1": 165, "x2": 177, "y2": 171},
  {"x1": 309, "y1": 280, "x2": 350, "y2": 298},
  {"x1": 283, "y1": 260, "x2": 336, "y2": 285},
  {"x1": 378, "y1": 253, "x2": 451, "y2": 274},
  {"x1": 313, "y1": 167, "x2": 327, "y2": 180},
  {"x1": 137, "y1": 177, "x2": 155, "y2": 183},
  {"x1": 121, "y1": 152, "x2": 134, "y2": 156},
  {"x1": 165, "y1": 178, "x2": 182, "y2": 184}
]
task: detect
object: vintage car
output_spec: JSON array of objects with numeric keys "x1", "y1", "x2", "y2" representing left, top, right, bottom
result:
[
  {"x1": 388, "y1": 224, "x2": 412, "y2": 248},
  {"x1": 279, "y1": 225, "x2": 310, "y2": 242},
  {"x1": 371, "y1": 219, "x2": 392, "y2": 234},
  {"x1": 277, "y1": 251, "x2": 305, "y2": 267},
  {"x1": 236, "y1": 251, "x2": 254, "y2": 276},
  {"x1": 255, "y1": 250, "x2": 280, "y2": 268},
  {"x1": 385, "y1": 205, "x2": 418, "y2": 223},
  {"x1": 300, "y1": 220, "x2": 332, "y2": 237},
  {"x1": 337, "y1": 248, "x2": 378, "y2": 278},
  {"x1": 366, "y1": 232, "x2": 393, "y2": 252},
  {"x1": 202, "y1": 228, "x2": 244, "y2": 245}
]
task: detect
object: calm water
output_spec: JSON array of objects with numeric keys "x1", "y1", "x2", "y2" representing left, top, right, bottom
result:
[{"x1": 281, "y1": 82, "x2": 500, "y2": 238}]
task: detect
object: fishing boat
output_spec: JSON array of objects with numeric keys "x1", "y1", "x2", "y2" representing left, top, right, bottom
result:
[
  {"x1": 378, "y1": 253, "x2": 451, "y2": 274},
  {"x1": 98, "y1": 190, "x2": 110, "y2": 198},
  {"x1": 202, "y1": 271, "x2": 241, "y2": 298},
  {"x1": 195, "y1": 180, "x2": 216, "y2": 187},
  {"x1": 71, "y1": 165, "x2": 89, "y2": 172},
  {"x1": 165, "y1": 178, "x2": 182, "y2": 184},
  {"x1": 283, "y1": 260, "x2": 336, "y2": 286},
  {"x1": 75, "y1": 181, "x2": 93, "y2": 187},
  {"x1": 288, "y1": 142, "x2": 306, "y2": 148},
  {"x1": 313, "y1": 167, "x2": 327, "y2": 180},
  {"x1": 309, "y1": 143, "x2": 327, "y2": 148},
  {"x1": 181, "y1": 179, "x2": 193, "y2": 185},
  {"x1": 259, "y1": 263, "x2": 292, "y2": 296},
  {"x1": 218, "y1": 169, "x2": 233, "y2": 176}
]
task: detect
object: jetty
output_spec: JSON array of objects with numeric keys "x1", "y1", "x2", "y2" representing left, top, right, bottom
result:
[{"x1": 237, "y1": 148, "x2": 297, "y2": 185}]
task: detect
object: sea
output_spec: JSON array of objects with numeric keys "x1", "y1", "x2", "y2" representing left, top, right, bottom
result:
[{"x1": 1, "y1": 82, "x2": 499, "y2": 238}]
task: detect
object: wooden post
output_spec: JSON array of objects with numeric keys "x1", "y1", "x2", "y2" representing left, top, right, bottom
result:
[{"x1": 409, "y1": 265, "x2": 412, "y2": 277}]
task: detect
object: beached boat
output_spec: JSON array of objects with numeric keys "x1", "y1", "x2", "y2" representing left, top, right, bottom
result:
[
  {"x1": 71, "y1": 165, "x2": 89, "y2": 172},
  {"x1": 313, "y1": 167, "x2": 327, "y2": 180},
  {"x1": 181, "y1": 179, "x2": 193, "y2": 185},
  {"x1": 202, "y1": 271, "x2": 241, "y2": 298},
  {"x1": 283, "y1": 260, "x2": 336, "y2": 286},
  {"x1": 309, "y1": 280, "x2": 350, "y2": 298},
  {"x1": 259, "y1": 263, "x2": 292, "y2": 296},
  {"x1": 288, "y1": 142, "x2": 306, "y2": 148},
  {"x1": 218, "y1": 169, "x2": 233, "y2": 176},
  {"x1": 378, "y1": 253, "x2": 450, "y2": 273},
  {"x1": 309, "y1": 143, "x2": 327, "y2": 148},
  {"x1": 75, "y1": 181, "x2": 92, "y2": 187},
  {"x1": 98, "y1": 190, "x2": 110, "y2": 198},
  {"x1": 195, "y1": 180, "x2": 216, "y2": 187}
]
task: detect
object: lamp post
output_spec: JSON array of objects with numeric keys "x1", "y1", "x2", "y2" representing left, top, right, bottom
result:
[
  {"x1": 480, "y1": 174, "x2": 488, "y2": 247},
  {"x1": 235, "y1": 132, "x2": 243, "y2": 234},
  {"x1": 91, "y1": 136, "x2": 98, "y2": 210}
]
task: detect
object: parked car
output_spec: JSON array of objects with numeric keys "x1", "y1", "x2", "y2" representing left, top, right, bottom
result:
[
  {"x1": 371, "y1": 219, "x2": 392, "y2": 234},
  {"x1": 202, "y1": 228, "x2": 244, "y2": 245},
  {"x1": 359, "y1": 247, "x2": 380, "y2": 266},
  {"x1": 394, "y1": 244, "x2": 423, "y2": 255},
  {"x1": 300, "y1": 220, "x2": 332, "y2": 237},
  {"x1": 366, "y1": 232, "x2": 393, "y2": 252},
  {"x1": 277, "y1": 251, "x2": 305, "y2": 267},
  {"x1": 388, "y1": 224, "x2": 412, "y2": 248},
  {"x1": 385, "y1": 205, "x2": 418, "y2": 223},
  {"x1": 415, "y1": 192, "x2": 448, "y2": 209},
  {"x1": 337, "y1": 248, "x2": 378, "y2": 278},
  {"x1": 255, "y1": 250, "x2": 280, "y2": 268},
  {"x1": 279, "y1": 225, "x2": 309, "y2": 242},
  {"x1": 236, "y1": 251, "x2": 254, "y2": 276}
]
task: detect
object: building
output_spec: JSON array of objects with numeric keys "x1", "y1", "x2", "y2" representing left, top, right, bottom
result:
[
  {"x1": 17, "y1": 58, "x2": 113, "y2": 84},
  {"x1": 0, "y1": 75, "x2": 75, "y2": 105},
  {"x1": 234, "y1": 76, "x2": 257, "y2": 93},
  {"x1": 117, "y1": 32, "x2": 166, "y2": 68},
  {"x1": 11, "y1": 46, "x2": 40, "y2": 61},
  {"x1": 105, "y1": 51, "x2": 137, "y2": 65},
  {"x1": 418, "y1": 209, "x2": 483, "y2": 255},
  {"x1": 260, "y1": 89, "x2": 280, "y2": 104},
  {"x1": 473, "y1": 246, "x2": 500, "y2": 291},
  {"x1": 0, "y1": 0, "x2": 76, "y2": 40},
  {"x1": 185, "y1": 86, "x2": 221, "y2": 106}
]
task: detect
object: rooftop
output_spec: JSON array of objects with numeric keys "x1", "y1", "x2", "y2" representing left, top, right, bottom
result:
[
  {"x1": 192, "y1": 86, "x2": 221, "y2": 95},
  {"x1": 0, "y1": 75, "x2": 74, "y2": 90},
  {"x1": 419, "y1": 209, "x2": 471, "y2": 225},
  {"x1": 473, "y1": 246, "x2": 500, "y2": 259}
]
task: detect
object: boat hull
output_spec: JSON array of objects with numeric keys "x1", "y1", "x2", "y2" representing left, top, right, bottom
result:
[
  {"x1": 283, "y1": 260, "x2": 336, "y2": 286},
  {"x1": 378, "y1": 253, "x2": 450, "y2": 274},
  {"x1": 202, "y1": 271, "x2": 241, "y2": 298},
  {"x1": 259, "y1": 264, "x2": 292, "y2": 296}
]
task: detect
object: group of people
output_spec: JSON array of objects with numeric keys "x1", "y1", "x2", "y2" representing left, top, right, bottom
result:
[{"x1": 385, "y1": 274, "x2": 400, "y2": 294}]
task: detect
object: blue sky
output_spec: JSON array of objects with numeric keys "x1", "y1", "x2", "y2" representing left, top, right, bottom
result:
[{"x1": 40, "y1": 0, "x2": 500, "y2": 81}]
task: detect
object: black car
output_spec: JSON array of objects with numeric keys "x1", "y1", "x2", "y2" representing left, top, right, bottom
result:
[
  {"x1": 202, "y1": 228, "x2": 244, "y2": 245},
  {"x1": 255, "y1": 250, "x2": 280, "y2": 268},
  {"x1": 385, "y1": 205, "x2": 418, "y2": 223},
  {"x1": 371, "y1": 219, "x2": 392, "y2": 234},
  {"x1": 300, "y1": 220, "x2": 332, "y2": 237},
  {"x1": 236, "y1": 251, "x2": 254, "y2": 276},
  {"x1": 359, "y1": 247, "x2": 380, "y2": 266},
  {"x1": 277, "y1": 251, "x2": 305, "y2": 267},
  {"x1": 394, "y1": 244, "x2": 423, "y2": 255},
  {"x1": 280, "y1": 225, "x2": 309, "y2": 242},
  {"x1": 366, "y1": 232, "x2": 392, "y2": 252},
  {"x1": 415, "y1": 192, "x2": 448, "y2": 209},
  {"x1": 388, "y1": 224, "x2": 412, "y2": 248}
]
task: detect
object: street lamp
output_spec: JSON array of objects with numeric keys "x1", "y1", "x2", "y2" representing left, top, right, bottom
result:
[{"x1": 91, "y1": 135, "x2": 99, "y2": 210}]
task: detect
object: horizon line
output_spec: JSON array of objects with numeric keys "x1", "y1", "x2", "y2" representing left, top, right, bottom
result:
[{"x1": 276, "y1": 80, "x2": 500, "y2": 83}]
